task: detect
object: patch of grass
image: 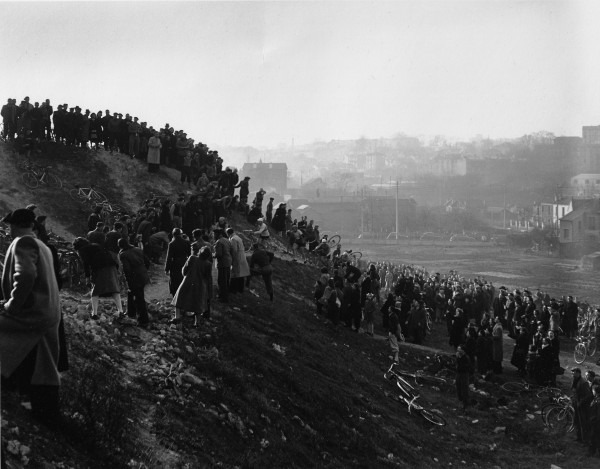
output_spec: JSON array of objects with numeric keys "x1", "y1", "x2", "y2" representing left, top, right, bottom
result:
[{"x1": 60, "y1": 356, "x2": 136, "y2": 465}]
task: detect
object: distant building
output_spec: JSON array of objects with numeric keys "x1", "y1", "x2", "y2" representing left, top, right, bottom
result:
[
  {"x1": 558, "y1": 198, "x2": 600, "y2": 257},
  {"x1": 430, "y1": 154, "x2": 467, "y2": 177},
  {"x1": 241, "y1": 162, "x2": 288, "y2": 193},
  {"x1": 345, "y1": 153, "x2": 367, "y2": 169},
  {"x1": 582, "y1": 126, "x2": 600, "y2": 145},
  {"x1": 570, "y1": 173, "x2": 600, "y2": 196}
]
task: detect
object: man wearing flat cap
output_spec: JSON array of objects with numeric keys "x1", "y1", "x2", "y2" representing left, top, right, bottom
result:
[{"x1": 0, "y1": 208, "x2": 61, "y2": 426}]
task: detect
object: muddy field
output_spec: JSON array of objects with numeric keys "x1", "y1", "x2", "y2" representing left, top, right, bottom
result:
[{"x1": 345, "y1": 241, "x2": 600, "y2": 304}]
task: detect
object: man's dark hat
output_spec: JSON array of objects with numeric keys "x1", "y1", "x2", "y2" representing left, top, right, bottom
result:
[{"x1": 2, "y1": 208, "x2": 36, "y2": 225}]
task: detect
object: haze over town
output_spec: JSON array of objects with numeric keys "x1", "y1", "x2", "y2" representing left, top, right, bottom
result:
[{"x1": 2, "y1": 0, "x2": 600, "y2": 149}]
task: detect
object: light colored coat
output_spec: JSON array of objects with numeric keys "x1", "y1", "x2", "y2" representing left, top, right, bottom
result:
[
  {"x1": 0, "y1": 236, "x2": 61, "y2": 385},
  {"x1": 229, "y1": 234, "x2": 250, "y2": 278},
  {"x1": 147, "y1": 136, "x2": 162, "y2": 165}
]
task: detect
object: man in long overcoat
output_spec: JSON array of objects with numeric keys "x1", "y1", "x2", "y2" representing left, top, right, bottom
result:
[
  {"x1": 0, "y1": 208, "x2": 61, "y2": 426},
  {"x1": 165, "y1": 228, "x2": 191, "y2": 297},
  {"x1": 227, "y1": 228, "x2": 250, "y2": 294}
]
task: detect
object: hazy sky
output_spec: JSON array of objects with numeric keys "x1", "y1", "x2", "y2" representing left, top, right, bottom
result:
[{"x1": 1, "y1": 0, "x2": 599, "y2": 148}]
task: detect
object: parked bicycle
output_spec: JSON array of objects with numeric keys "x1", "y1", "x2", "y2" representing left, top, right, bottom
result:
[
  {"x1": 21, "y1": 165, "x2": 62, "y2": 189},
  {"x1": 542, "y1": 395, "x2": 574, "y2": 435},
  {"x1": 574, "y1": 333, "x2": 597, "y2": 364},
  {"x1": 384, "y1": 363, "x2": 446, "y2": 426}
]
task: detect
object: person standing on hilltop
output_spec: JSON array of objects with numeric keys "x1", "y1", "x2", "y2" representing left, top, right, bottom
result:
[
  {"x1": 128, "y1": 116, "x2": 141, "y2": 159},
  {"x1": 40, "y1": 99, "x2": 53, "y2": 140},
  {"x1": 180, "y1": 151, "x2": 193, "y2": 188},
  {"x1": 147, "y1": 130, "x2": 162, "y2": 173},
  {"x1": 0, "y1": 208, "x2": 62, "y2": 427},
  {"x1": 1, "y1": 98, "x2": 18, "y2": 141}
]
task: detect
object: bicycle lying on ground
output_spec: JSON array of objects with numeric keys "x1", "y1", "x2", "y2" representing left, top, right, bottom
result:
[
  {"x1": 70, "y1": 185, "x2": 108, "y2": 206},
  {"x1": 500, "y1": 380, "x2": 562, "y2": 399},
  {"x1": 574, "y1": 333, "x2": 597, "y2": 364},
  {"x1": 389, "y1": 366, "x2": 451, "y2": 388},
  {"x1": 21, "y1": 164, "x2": 62, "y2": 189},
  {"x1": 384, "y1": 363, "x2": 446, "y2": 426}
]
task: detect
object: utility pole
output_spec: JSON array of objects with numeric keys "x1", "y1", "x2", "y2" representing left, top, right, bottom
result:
[
  {"x1": 395, "y1": 178, "x2": 399, "y2": 240},
  {"x1": 503, "y1": 183, "x2": 506, "y2": 229}
]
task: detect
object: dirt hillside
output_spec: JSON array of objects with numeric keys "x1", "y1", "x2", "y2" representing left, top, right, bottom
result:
[{"x1": 0, "y1": 141, "x2": 597, "y2": 469}]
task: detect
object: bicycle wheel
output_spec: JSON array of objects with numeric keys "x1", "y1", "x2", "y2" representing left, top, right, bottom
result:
[
  {"x1": 414, "y1": 372, "x2": 448, "y2": 387},
  {"x1": 45, "y1": 173, "x2": 62, "y2": 189},
  {"x1": 327, "y1": 235, "x2": 341, "y2": 247},
  {"x1": 416, "y1": 407, "x2": 446, "y2": 426},
  {"x1": 545, "y1": 406, "x2": 574, "y2": 435},
  {"x1": 588, "y1": 337, "x2": 597, "y2": 357},
  {"x1": 574, "y1": 343, "x2": 587, "y2": 364},
  {"x1": 501, "y1": 381, "x2": 528, "y2": 393},
  {"x1": 21, "y1": 172, "x2": 39, "y2": 189},
  {"x1": 69, "y1": 188, "x2": 87, "y2": 203},
  {"x1": 535, "y1": 387, "x2": 562, "y2": 399},
  {"x1": 351, "y1": 251, "x2": 363, "y2": 260},
  {"x1": 243, "y1": 235, "x2": 254, "y2": 253}
]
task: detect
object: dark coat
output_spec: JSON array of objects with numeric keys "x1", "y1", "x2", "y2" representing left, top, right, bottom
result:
[
  {"x1": 165, "y1": 236, "x2": 191, "y2": 296},
  {"x1": 172, "y1": 255, "x2": 210, "y2": 313},
  {"x1": 119, "y1": 246, "x2": 150, "y2": 290},
  {"x1": 215, "y1": 237, "x2": 232, "y2": 268}
]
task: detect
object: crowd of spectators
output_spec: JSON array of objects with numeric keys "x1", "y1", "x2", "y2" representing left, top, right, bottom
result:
[
  {"x1": 1, "y1": 95, "x2": 225, "y2": 181},
  {"x1": 313, "y1": 257, "x2": 600, "y2": 455}
]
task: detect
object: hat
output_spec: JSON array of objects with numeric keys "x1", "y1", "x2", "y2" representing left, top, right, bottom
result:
[
  {"x1": 26, "y1": 204, "x2": 37, "y2": 211},
  {"x1": 2, "y1": 208, "x2": 36, "y2": 225},
  {"x1": 572, "y1": 367, "x2": 581, "y2": 374}
]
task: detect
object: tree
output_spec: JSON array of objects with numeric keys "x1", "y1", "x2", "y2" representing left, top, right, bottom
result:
[{"x1": 329, "y1": 172, "x2": 355, "y2": 193}]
